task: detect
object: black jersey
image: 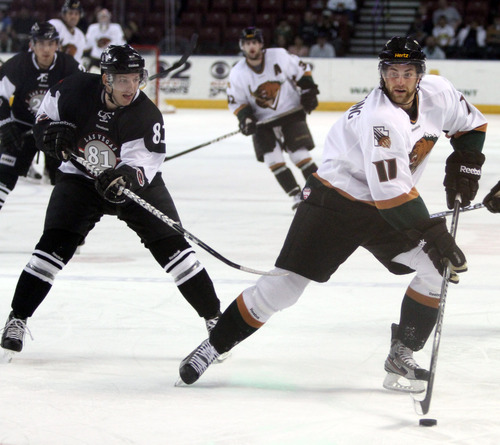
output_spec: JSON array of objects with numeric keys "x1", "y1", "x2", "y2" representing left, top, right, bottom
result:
[
  {"x1": 34, "y1": 71, "x2": 166, "y2": 183},
  {"x1": 0, "y1": 51, "x2": 82, "y2": 126}
]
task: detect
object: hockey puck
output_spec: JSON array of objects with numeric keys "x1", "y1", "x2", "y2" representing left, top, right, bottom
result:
[{"x1": 419, "y1": 418, "x2": 437, "y2": 427}]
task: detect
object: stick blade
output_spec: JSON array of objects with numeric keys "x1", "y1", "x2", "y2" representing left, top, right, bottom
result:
[{"x1": 148, "y1": 33, "x2": 198, "y2": 81}]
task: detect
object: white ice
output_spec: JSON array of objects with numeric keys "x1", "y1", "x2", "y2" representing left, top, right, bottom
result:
[{"x1": 0, "y1": 109, "x2": 499, "y2": 445}]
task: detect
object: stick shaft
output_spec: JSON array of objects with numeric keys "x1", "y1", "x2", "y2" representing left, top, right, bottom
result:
[
  {"x1": 71, "y1": 155, "x2": 281, "y2": 276},
  {"x1": 164, "y1": 130, "x2": 240, "y2": 161},
  {"x1": 413, "y1": 194, "x2": 462, "y2": 415}
]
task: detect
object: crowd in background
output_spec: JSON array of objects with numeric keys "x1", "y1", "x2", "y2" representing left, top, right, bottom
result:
[
  {"x1": 1, "y1": 0, "x2": 500, "y2": 60},
  {"x1": 409, "y1": 0, "x2": 500, "y2": 59},
  {"x1": 0, "y1": 1, "x2": 135, "y2": 57}
]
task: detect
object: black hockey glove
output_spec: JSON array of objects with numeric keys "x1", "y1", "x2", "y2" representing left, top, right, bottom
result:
[
  {"x1": 239, "y1": 115, "x2": 257, "y2": 136},
  {"x1": 483, "y1": 180, "x2": 500, "y2": 214},
  {"x1": 0, "y1": 121, "x2": 22, "y2": 150},
  {"x1": 236, "y1": 106, "x2": 257, "y2": 136},
  {"x1": 42, "y1": 121, "x2": 77, "y2": 161},
  {"x1": 443, "y1": 150, "x2": 485, "y2": 209},
  {"x1": 95, "y1": 164, "x2": 146, "y2": 204},
  {"x1": 406, "y1": 217, "x2": 467, "y2": 284},
  {"x1": 300, "y1": 84, "x2": 319, "y2": 114}
]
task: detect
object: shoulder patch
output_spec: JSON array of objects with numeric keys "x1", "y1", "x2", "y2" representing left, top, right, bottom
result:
[{"x1": 373, "y1": 126, "x2": 391, "y2": 148}]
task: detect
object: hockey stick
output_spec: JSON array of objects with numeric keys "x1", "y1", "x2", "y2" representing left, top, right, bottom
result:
[
  {"x1": 412, "y1": 194, "x2": 462, "y2": 416},
  {"x1": 430, "y1": 202, "x2": 485, "y2": 218},
  {"x1": 163, "y1": 106, "x2": 305, "y2": 162},
  {"x1": 148, "y1": 34, "x2": 198, "y2": 81},
  {"x1": 71, "y1": 155, "x2": 283, "y2": 276},
  {"x1": 256, "y1": 106, "x2": 304, "y2": 128},
  {"x1": 164, "y1": 129, "x2": 241, "y2": 162}
]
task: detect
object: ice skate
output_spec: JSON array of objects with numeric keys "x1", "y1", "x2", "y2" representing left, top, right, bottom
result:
[
  {"x1": 178, "y1": 338, "x2": 219, "y2": 385},
  {"x1": 383, "y1": 324, "x2": 429, "y2": 393},
  {"x1": 1, "y1": 311, "x2": 32, "y2": 361},
  {"x1": 205, "y1": 312, "x2": 230, "y2": 363}
]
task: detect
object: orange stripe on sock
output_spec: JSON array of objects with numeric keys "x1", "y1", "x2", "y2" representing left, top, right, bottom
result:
[
  {"x1": 406, "y1": 287, "x2": 440, "y2": 309},
  {"x1": 236, "y1": 294, "x2": 265, "y2": 329}
]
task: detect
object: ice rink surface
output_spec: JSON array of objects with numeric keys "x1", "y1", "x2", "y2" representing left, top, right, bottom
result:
[{"x1": 0, "y1": 109, "x2": 499, "y2": 445}]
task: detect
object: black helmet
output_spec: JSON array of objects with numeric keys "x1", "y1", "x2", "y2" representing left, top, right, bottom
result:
[
  {"x1": 101, "y1": 44, "x2": 145, "y2": 75},
  {"x1": 378, "y1": 36, "x2": 426, "y2": 74},
  {"x1": 62, "y1": 0, "x2": 83, "y2": 14},
  {"x1": 101, "y1": 44, "x2": 148, "y2": 88},
  {"x1": 30, "y1": 22, "x2": 60, "y2": 42},
  {"x1": 239, "y1": 27, "x2": 264, "y2": 49}
]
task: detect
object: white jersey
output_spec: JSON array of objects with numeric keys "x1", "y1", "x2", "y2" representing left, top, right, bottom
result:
[
  {"x1": 85, "y1": 23, "x2": 126, "y2": 60},
  {"x1": 317, "y1": 75, "x2": 487, "y2": 209},
  {"x1": 49, "y1": 18, "x2": 86, "y2": 64},
  {"x1": 227, "y1": 48, "x2": 310, "y2": 121}
]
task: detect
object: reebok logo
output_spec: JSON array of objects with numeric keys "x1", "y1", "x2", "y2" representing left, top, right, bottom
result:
[{"x1": 460, "y1": 165, "x2": 481, "y2": 176}]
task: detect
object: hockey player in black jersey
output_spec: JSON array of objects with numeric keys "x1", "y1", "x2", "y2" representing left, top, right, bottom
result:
[
  {"x1": 1, "y1": 44, "x2": 223, "y2": 359},
  {"x1": 0, "y1": 22, "x2": 83, "y2": 211}
]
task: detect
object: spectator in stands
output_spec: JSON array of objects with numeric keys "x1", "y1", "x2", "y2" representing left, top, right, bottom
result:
[
  {"x1": 273, "y1": 34, "x2": 288, "y2": 49},
  {"x1": 432, "y1": 15, "x2": 455, "y2": 48},
  {"x1": 317, "y1": 10, "x2": 339, "y2": 41},
  {"x1": 454, "y1": 17, "x2": 486, "y2": 60},
  {"x1": 416, "y1": 1, "x2": 434, "y2": 35},
  {"x1": 0, "y1": 30, "x2": 14, "y2": 52},
  {"x1": 422, "y1": 35, "x2": 446, "y2": 59},
  {"x1": 288, "y1": 35, "x2": 309, "y2": 57},
  {"x1": 274, "y1": 19, "x2": 294, "y2": 48},
  {"x1": 85, "y1": 8, "x2": 126, "y2": 72},
  {"x1": 309, "y1": 32, "x2": 336, "y2": 57},
  {"x1": 11, "y1": 7, "x2": 36, "y2": 51},
  {"x1": 123, "y1": 20, "x2": 141, "y2": 45},
  {"x1": 0, "y1": 9, "x2": 12, "y2": 35},
  {"x1": 298, "y1": 10, "x2": 319, "y2": 48},
  {"x1": 326, "y1": 0, "x2": 357, "y2": 25},
  {"x1": 432, "y1": 0, "x2": 461, "y2": 31},
  {"x1": 407, "y1": 12, "x2": 429, "y2": 45},
  {"x1": 486, "y1": 14, "x2": 500, "y2": 59},
  {"x1": 49, "y1": 0, "x2": 86, "y2": 64}
]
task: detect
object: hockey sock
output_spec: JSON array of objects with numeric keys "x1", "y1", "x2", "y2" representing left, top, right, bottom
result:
[
  {"x1": 177, "y1": 268, "x2": 220, "y2": 319},
  {"x1": 210, "y1": 295, "x2": 260, "y2": 354},
  {"x1": 0, "y1": 182, "x2": 10, "y2": 211},
  {"x1": 11, "y1": 271, "x2": 52, "y2": 318},
  {"x1": 271, "y1": 164, "x2": 301, "y2": 196},
  {"x1": 396, "y1": 294, "x2": 438, "y2": 351},
  {"x1": 0, "y1": 174, "x2": 18, "y2": 211},
  {"x1": 296, "y1": 158, "x2": 318, "y2": 180}
]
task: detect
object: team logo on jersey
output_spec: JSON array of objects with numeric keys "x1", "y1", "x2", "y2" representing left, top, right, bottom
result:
[
  {"x1": 373, "y1": 126, "x2": 391, "y2": 148},
  {"x1": 250, "y1": 81, "x2": 282, "y2": 110},
  {"x1": 82, "y1": 132, "x2": 119, "y2": 171},
  {"x1": 26, "y1": 89, "x2": 48, "y2": 115},
  {"x1": 409, "y1": 133, "x2": 438, "y2": 173},
  {"x1": 302, "y1": 187, "x2": 311, "y2": 200},
  {"x1": 37, "y1": 73, "x2": 49, "y2": 85},
  {"x1": 98, "y1": 110, "x2": 114, "y2": 123}
]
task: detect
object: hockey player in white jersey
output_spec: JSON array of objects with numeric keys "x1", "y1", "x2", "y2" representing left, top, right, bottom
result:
[
  {"x1": 85, "y1": 8, "x2": 126, "y2": 72},
  {"x1": 178, "y1": 37, "x2": 488, "y2": 392},
  {"x1": 49, "y1": 0, "x2": 86, "y2": 64},
  {"x1": 227, "y1": 27, "x2": 320, "y2": 210}
]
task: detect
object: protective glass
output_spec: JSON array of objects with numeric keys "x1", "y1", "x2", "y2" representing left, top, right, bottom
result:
[
  {"x1": 108, "y1": 71, "x2": 148, "y2": 91},
  {"x1": 384, "y1": 71, "x2": 420, "y2": 79}
]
